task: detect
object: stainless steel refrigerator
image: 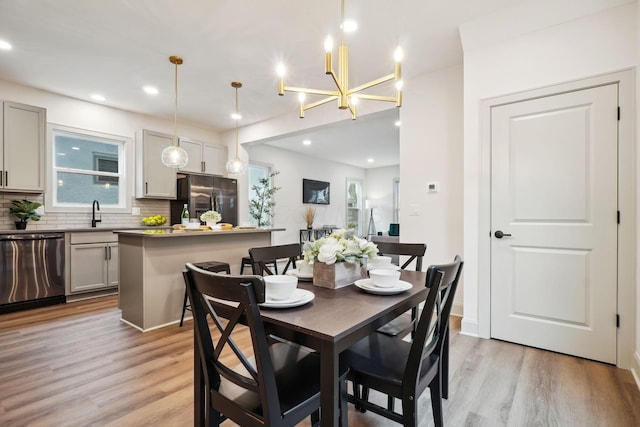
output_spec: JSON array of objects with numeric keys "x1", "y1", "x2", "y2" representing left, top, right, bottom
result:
[{"x1": 170, "y1": 174, "x2": 238, "y2": 226}]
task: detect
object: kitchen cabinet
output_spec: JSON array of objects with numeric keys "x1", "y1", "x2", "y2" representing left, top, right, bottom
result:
[
  {"x1": 179, "y1": 137, "x2": 227, "y2": 175},
  {"x1": 0, "y1": 101, "x2": 45, "y2": 192},
  {"x1": 135, "y1": 129, "x2": 177, "y2": 199},
  {"x1": 68, "y1": 232, "x2": 118, "y2": 294}
]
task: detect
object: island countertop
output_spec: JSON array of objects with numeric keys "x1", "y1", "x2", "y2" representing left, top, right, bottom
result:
[{"x1": 114, "y1": 227, "x2": 284, "y2": 238}]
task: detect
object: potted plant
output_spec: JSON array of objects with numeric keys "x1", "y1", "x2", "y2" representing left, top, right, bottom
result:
[
  {"x1": 200, "y1": 210, "x2": 222, "y2": 228},
  {"x1": 304, "y1": 206, "x2": 316, "y2": 229},
  {"x1": 9, "y1": 199, "x2": 42, "y2": 230},
  {"x1": 303, "y1": 228, "x2": 378, "y2": 288},
  {"x1": 249, "y1": 170, "x2": 280, "y2": 227}
]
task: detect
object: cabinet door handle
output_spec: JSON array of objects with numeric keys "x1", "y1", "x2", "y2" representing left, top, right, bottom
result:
[
  {"x1": 4, "y1": 171, "x2": 7, "y2": 186},
  {"x1": 145, "y1": 182, "x2": 148, "y2": 193},
  {"x1": 105, "y1": 246, "x2": 108, "y2": 260},
  {"x1": 201, "y1": 161, "x2": 205, "y2": 172},
  {"x1": 0, "y1": 170, "x2": 3, "y2": 186},
  {"x1": 108, "y1": 245, "x2": 112, "y2": 260}
]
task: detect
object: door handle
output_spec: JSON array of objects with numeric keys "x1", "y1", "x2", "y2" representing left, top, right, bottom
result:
[{"x1": 494, "y1": 230, "x2": 512, "y2": 239}]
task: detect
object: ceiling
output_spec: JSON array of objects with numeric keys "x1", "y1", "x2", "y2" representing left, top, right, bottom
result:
[{"x1": 0, "y1": 0, "x2": 522, "y2": 166}]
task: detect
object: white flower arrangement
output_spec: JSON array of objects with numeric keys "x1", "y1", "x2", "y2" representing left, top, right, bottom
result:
[
  {"x1": 199, "y1": 210, "x2": 222, "y2": 223},
  {"x1": 303, "y1": 228, "x2": 378, "y2": 265}
]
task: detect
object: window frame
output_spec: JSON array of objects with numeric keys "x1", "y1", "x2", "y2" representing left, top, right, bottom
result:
[
  {"x1": 247, "y1": 161, "x2": 274, "y2": 226},
  {"x1": 45, "y1": 123, "x2": 133, "y2": 213}
]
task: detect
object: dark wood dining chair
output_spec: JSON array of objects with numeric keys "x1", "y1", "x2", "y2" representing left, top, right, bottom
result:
[
  {"x1": 343, "y1": 256, "x2": 463, "y2": 427},
  {"x1": 373, "y1": 242, "x2": 427, "y2": 338},
  {"x1": 184, "y1": 263, "x2": 348, "y2": 427},
  {"x1": 249, "y1": 243, "x2": 301, "y2": 276}
]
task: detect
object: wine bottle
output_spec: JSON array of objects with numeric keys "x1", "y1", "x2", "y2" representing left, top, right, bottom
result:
[{"x1": 181, "y1": 204, "x2": 189, "y2": 225}]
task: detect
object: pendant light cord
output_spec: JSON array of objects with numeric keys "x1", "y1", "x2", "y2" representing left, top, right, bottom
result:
[
  {"x1": 235, "y1": 85, "x2": 239, "y2": 160},
  {"x1": 173, "y1": 60, "x2": 178, "y2": 147}
]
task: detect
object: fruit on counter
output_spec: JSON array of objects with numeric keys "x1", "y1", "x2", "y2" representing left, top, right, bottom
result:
[{"x1": 142, "y1": 215, "x2": 167, "y2": 226}]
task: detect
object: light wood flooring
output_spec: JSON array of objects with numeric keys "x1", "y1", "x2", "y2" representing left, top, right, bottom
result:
[{"x1": 1, "y1": 296, "x2": 639, "y2": 426}]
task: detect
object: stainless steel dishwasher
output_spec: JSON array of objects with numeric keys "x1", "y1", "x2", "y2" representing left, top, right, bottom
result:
[{"x1": 0, "y1": 233, "x2": 65, "y2": 313}]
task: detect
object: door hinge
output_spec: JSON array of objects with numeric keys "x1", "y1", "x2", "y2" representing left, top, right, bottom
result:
[
  {"x1": 617, "y1": 210, "x2": 620, "y2": 224},
  {"x1": 616, "y1": 314, "x2": 620, "y2": 328}
]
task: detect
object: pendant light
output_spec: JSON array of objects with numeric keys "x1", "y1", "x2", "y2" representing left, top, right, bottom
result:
[
  {"x1": 161, "y1": 55, "x2": 189, "y2": 168},
  {"x1": 226, "y1": 81, "x2": 248, "y2": 175}
]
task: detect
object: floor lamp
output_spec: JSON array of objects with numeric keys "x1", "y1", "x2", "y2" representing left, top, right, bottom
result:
[{"x1": 365, "y1": 199, "x2": 378, "y2": 240}]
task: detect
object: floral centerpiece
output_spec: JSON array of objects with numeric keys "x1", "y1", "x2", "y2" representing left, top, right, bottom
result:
[
  {"x1": 200, "y1": 210, "x2": 222, "y2": 228},
  {"x1": 303, "y1": 228, "x2": 378, "y2": 288}
]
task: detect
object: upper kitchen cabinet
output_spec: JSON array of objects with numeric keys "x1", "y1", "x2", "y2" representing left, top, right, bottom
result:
[
  {"x1": 179, "y1": 137, "x2": 227, "y2": 175},
  {"x1": 1, "y1": 101, "x2": 45, "y2": 193},
  {"x1": 135, "y1": 129, "x2": 177, "y2": 199}
]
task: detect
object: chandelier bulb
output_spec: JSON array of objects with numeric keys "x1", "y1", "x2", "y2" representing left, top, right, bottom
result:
[
  {"x1": 394, "y1": 47, "x2": 404, "y2": 63},
  {"x1": 324, "y1": 35, "x2": 334, "y2": 53}
]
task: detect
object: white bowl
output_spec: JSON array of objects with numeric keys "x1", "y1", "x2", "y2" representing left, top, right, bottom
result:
[
  {"x1": 369, "y1": 269, "x2": 401, "y2": 288},
  {"x1": 184, "y1": 222, "x2": 201, "y2": 230},
  {"x1": 264, "y1": 275, "x2": 298, "y2": 300},
  {"x1": 368, "y1": 256, "x2": 393, "y2": 268}
]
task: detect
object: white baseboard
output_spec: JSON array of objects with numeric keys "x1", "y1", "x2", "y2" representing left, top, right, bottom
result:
[
  {"x1": 460, "y1": 317, "x2": 479, "y2": 337},
  {"x1": 632, "y1": 351, "x2": 640, "y2": 392}
]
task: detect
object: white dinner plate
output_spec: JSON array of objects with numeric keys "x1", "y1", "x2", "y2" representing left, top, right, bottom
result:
[
  {"x1": 285, "y1": 268, "x2": 314, "y2": 281},
  {"x1": 260, "y1": 289, "x2": 315, "y2": 308},
  {"x1": 354, "y1": 278, "x2": 412, "y2": 295}
]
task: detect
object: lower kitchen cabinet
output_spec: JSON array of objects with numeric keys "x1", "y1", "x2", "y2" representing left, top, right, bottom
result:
[{"x1": 67, "y1": 232, "x2": 118, "y2": 294}]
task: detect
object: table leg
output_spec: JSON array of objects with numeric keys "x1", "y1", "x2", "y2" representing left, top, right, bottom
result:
[{"x1": 320, "y1": 341, "x2": 341, "y2": 427}]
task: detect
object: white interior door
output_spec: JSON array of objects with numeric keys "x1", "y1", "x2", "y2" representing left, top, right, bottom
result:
[{"x1": 490, "y1": 84, "x2": 618, "y2": 364}]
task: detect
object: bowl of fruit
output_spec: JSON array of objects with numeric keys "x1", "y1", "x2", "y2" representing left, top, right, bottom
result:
[{"x1": 142, "y1": 215, "x2": 167, "y2": 227}]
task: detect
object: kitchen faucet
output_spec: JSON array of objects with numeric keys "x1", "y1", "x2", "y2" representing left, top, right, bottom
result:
[{"x1": 91, "y1": 200, "x2": 101, "y2": 228}]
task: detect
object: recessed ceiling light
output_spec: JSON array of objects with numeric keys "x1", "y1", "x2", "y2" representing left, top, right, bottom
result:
[
  {"x1": 367, "y1": 158, "x2": 374, "y2": 163},
  {"x1": 0, "y1": 40, "x2": 12, "y2": 50},
  {"x1": 395, "y1": 120, "x2": 401, "y2": 127},
  {"x1": 143, "y1": 85, "x2": 158, "y2": 95},
  {"x1": 231, "y1": 113, "x2": 242, "y2": 120},
  {"x1": 341, "y1": 20, "x2": 358, "y2": 32},
  {"x1": 91, "y1": 94, "x2": 106, "y2": 102},
  {"x1": 303, "y1": 139, "x2": 311, "y2": 146}
]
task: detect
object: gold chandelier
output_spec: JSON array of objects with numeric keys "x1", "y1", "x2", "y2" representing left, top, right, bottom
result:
[{"x1": 277, "y1": 0, "x2": 403, "y2": 120}]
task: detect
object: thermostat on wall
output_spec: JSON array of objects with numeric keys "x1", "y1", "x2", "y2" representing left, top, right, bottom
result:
[{"x1": 427, "y1": 182, "x2": 440, "y2": 193}]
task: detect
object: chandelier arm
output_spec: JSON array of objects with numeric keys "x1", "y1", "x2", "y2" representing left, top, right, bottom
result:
[
  {"x1": 348, "y1": 73, "x2": 396, "y2": 94},
  {"x1": 284, "y1": 86, "x2": 340, "y2": 97},
  {"x1": 353, "y1": 94, "x2": 398, "y2": 102},
  {"x1": 327, "y1": 70, "x2": 344, "y2": 96},
  {"x1": 302, "y1": 95, "x2": 340, "y2": 111}
]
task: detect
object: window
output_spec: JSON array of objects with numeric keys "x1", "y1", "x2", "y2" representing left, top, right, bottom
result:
[
  {"x1": 248, "y1": 162, "x2": 273, "y2": 226},
  {"x1": 46, "y1": 124, "x2": 132, "y2": 212}
]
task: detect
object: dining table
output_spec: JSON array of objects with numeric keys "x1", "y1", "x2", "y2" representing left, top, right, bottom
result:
[{"x1": 193, "y1": 269, "x2": 428, "y2": 427}]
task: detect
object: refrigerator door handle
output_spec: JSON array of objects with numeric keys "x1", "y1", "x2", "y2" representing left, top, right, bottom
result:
[{"x1": 212, "y1": 193, "x2": 217, "y2": 211}]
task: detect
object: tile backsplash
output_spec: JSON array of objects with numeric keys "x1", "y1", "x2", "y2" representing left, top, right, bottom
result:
[{"x1": 0, "y1": 193, "x2": 170, "y2": 231}]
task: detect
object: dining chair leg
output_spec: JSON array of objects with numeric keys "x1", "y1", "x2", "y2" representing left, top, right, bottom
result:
[
  {"x1": 179, "y1": 290, "x2": 189, "y2": 327},
  {"x1": 442, "y1": 329, "x2": 450, "y2": 399},
  {"x1": 401, "y1": 393, "x2": 418, "y2": 427},
  {"x1": 428, "y1": 373, "x2": 444, "y2": 427}
]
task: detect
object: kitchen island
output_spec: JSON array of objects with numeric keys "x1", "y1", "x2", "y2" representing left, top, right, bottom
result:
[{"x1": 116, "y1": 228, "x2": 284, "y2": 331}]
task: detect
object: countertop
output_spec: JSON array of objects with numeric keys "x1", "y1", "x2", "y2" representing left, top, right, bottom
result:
[
  {"x1": 115, "y1": 227, "x2": 285, "y2": 238},
  {"x1": 0, "y1": 226, "x2": 172, "y2": 234}
]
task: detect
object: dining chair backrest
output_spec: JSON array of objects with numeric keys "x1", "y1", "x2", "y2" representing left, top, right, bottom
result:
[
  {"x1": 406, "y1": 255, "x2": 463, "y2": 392},
  {"x1": 373, "y1": 241, "x2": 426, "y2": 271},
  {"x1": 183, "y1": 263, "x2": 283, "y2": 426},
  {"x1": 249, "y1": 243, "x2": 301, "y2": 275}
]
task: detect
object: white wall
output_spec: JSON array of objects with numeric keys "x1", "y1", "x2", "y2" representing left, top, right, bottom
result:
[
  {"x1": 365, "y1": 165, "x2": 399, "y2": 235},
  {"x1": 245, "y1": 144, "x2": 366, "y2": 245},
  {"x1": 0, "y1": 78, "x2": 221, "y2": 229},
  {"x1": 398, "y1": 64, "x2": 465, "y2": 314},
  {"x1": 460, "y1": 3, "x2": 637, "y2": 367}
]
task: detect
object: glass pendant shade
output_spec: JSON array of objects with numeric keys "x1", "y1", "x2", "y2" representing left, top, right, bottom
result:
[
  {"x1": 226, "y1": 157, "x2": 247, "y2": 175},
  {"x1": 161, "y1": 145, "x2": 189, "y2": 168}
]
